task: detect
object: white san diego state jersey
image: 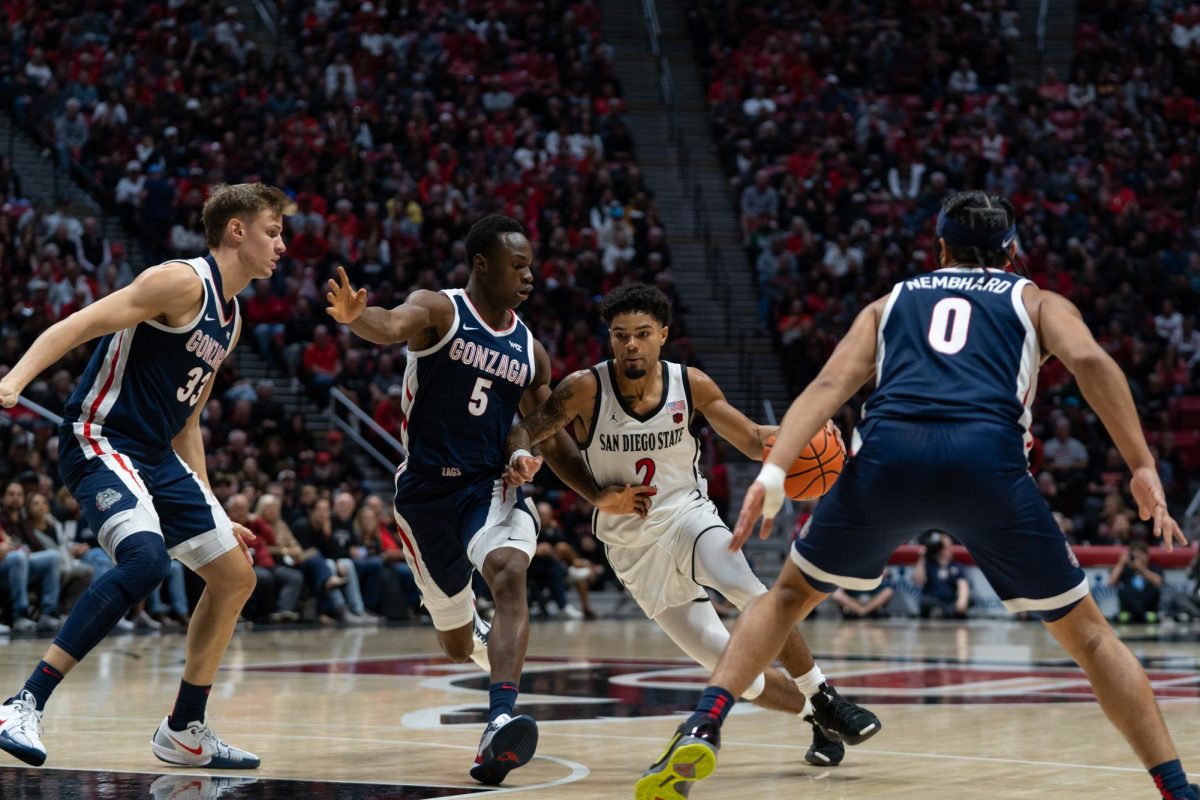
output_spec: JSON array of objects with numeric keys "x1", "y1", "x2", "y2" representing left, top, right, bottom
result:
[{"x1": 580, "y1": 360, "x2": 706, "y2": 546}]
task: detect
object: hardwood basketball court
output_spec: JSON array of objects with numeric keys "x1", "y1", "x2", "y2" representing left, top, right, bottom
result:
[{"x1": 0, "y1": 617, "x2": 1196, "y2": 798}]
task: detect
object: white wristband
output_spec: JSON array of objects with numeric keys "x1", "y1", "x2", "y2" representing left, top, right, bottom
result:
[
  {"x1": 509, "y1": 448, "x2": 533, "y2": 466},
  {"x1": 756, "y1": 463, "x2": 786, "y2": 518}
]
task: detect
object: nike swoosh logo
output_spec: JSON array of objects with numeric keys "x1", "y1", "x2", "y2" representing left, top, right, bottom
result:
[
  {"x1": 462, "y1": 324, "x2": 478, "y2": 331},
  {"x1": 205, "y1": 315, "x2": 216, "y2": 321},
  {"x1": 168, "y1": 734, "x2": 205, "y2": 755},
  {"x1": 0, "y1": 718, "x2": 7, "y2": 727}
]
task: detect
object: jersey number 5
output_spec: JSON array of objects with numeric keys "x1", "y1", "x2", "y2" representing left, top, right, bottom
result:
[
  {"x1": 635, "y1": 457, "x2": 656, "y2": 487},
  {"x1": 177, "y1": 367, "x2": 212, "y2": 407},
  {"x1": 468, "y1": 377, "x2": 493, "y2": 416},
  {"x1": 927, "y1": 297, "x2": 972, "y2": 355}
]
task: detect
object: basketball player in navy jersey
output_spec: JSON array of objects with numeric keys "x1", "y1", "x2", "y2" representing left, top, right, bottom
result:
[
  {"x1": 325, "y1": 214, "x2": 652, "y2": 786},
  {"x1": 0, "y1": 183, "x2": 292, "y2": 769},
  {"x1": 639, "y1": 191, "x2": 1198, "y2": 800},
  {"x1": 505, "y1": 283, "x2": 879, "y2": 768}
]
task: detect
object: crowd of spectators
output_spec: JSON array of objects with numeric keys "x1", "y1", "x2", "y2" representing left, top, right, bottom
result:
[
  {"x1": 0, "y1": 0, "x2": 685, "y2": 630},
  {"x1": 3, "y1": 0, "x2": 1199, "y2": 633},
  {"x1": 688, "y1": 0, "x2": 1200, "y2": 545}
]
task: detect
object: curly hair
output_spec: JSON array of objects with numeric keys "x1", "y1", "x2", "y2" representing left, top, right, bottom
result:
[
  {"x1": 600, "y1": 282, "x2": 671, "y2": 326},
  {"x1": 939, "y1": 190, "x2": 1017, "y2": 268}
]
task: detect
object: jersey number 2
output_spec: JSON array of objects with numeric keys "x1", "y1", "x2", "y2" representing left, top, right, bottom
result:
[
  {"x1": 635, "y1": 457, "x2": 656, "y2": 487},
  {"x1": 177, "y1": 367, "x2": 212, "y2": 407},
  {"x1": 468, "y1": 377, "x2": 493, "y2": 416},
  {"x1": 927, "y1": 297, "x2": 972, "y2": 355}
]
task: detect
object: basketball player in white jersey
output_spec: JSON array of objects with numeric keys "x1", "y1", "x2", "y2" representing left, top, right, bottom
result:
[{"x1": 504, "y1": 283, "x2": 880, "y2": 766}]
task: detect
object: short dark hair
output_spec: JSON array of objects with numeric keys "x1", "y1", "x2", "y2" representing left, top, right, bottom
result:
[
  {"x1": 600, "y1": 282, "x2": 671, "y2": 326},
  {"x1": 939, "y1": 191, "x2": 1016, "y2": 268},
  {"x1": 202, "y1": 183, "x2": 295, "y2": 248},
  {"x1": 466, "y1": 214, "x2": 527, "y2": 268}
]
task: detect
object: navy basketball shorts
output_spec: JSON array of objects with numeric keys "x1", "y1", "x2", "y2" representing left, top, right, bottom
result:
[
  {"x1": 58, "y1": 433, "x2": 239, "y2": 571},
  {"x1": 792, "y1": 419, "x2": 1089, "y2": 619},
  {"x1": 392, "y1": 464, "x2": 539, "y2": 631}
]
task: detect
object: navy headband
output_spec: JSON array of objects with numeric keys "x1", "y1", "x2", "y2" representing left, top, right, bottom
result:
[{"x1": 936, "y1": 207, "x2": 1017, "y2": 252}]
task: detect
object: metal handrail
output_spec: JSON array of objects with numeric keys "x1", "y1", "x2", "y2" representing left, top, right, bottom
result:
[
  {"x1": 1036, "y1": 0, "x2": 1049, "y2": 52},
  {"x1": 1185, "y1": 486, "x2": 1200, "y2": 536},
  {"x1": 327, "y1": 387, "x2": 405, "y2": 473},
  {"x1": 251, "y1": 0, "x2": 279, "y2": 36},
  {"x1": 16, "y1": 397, "x2": 63, "y2": 426}
]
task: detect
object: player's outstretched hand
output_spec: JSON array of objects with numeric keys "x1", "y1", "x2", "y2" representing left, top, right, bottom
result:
[
  {"x1": 595, "y1": 484, "x2": 657, "y2": 519},
  {"x1": 231, "y1": 522, "x2": 257, "y2": 565},
  {"x1": 325, "y1": 266, "x2": 367, "y2": 324},
  {"x1": 1130, "y1": 466, "x2": 1186, "y2": 550},
  {"x1": 503, "y1": 453, "x2": 544, "y2": 487},
  {"x1": 730, "y1": 481, "x2": 769, "y2": 552},
  {"x1": 0, "y1": 377, "x2": 19, "y2": 409}
]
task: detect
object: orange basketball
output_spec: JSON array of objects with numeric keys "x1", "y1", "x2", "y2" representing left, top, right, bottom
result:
[{"x1": 762, "y1": 422, "x2": 845, "y2": 501}]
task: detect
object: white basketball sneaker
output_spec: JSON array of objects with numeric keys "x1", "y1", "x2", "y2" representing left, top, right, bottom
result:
[
  {"x1": 149, "y1": 774, "x2": 260, "y2": 800},
  {"x1": 151, "y1": 716, "x2": 260, "y2": 769},
  {"x1": 469, "y1": 713, "x2": 539, "y2": 785},
  {"x1": 470, "y1": 609, "x2": 491, "y2": 672},
  {"x1": 0, "y1": 690, "x2": 46, "y2": 766}
]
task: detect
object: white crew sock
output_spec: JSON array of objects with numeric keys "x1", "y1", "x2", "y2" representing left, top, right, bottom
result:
[{"x1": 794, "y1": 664, "x2": 826, "y2": 699}]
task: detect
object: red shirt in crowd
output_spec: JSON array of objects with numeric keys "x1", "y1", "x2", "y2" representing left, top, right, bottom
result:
[{"x1": 303, "y1": 340, "x2": 341, "y2": 376}]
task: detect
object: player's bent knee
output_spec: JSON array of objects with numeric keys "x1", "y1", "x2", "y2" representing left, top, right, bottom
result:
[
  {"x1": 741, "y1": 672, "x2": 766, "y2": 701},
  {"x1": 438, "y1": 627, "x2": 475, "y2": 662},
  {"x1": 113, "y1": 532, "x2": 173, "y2": 598},
  {"x1": 483, "y1": 553, "x2": 528, "y2": 600}
]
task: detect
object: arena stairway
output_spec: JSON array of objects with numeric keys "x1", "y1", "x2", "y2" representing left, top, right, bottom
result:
[
  {"x1": 601, "y1": 0, "x2": 792, "y2": 421},
  {"x1": 0, "y1": 114, "x2": 145, "y2": 272},
  {"x1": 231, "y1": 347, "x2": 396, "y2": 496}
]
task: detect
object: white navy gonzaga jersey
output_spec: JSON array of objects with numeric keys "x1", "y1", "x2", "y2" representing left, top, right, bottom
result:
[
  {"x1": 864, "y1": 267, "x2": 1039, "y2": 447},
  {"x1": 581, "y1": 360, "x2": 705, "y2": 545},
  {"x1": 62, "y1": 255, "x2": 239, "y2": 461},
  {"x1": 398, "y1": 289, "x2": 535, "y2": 477}
]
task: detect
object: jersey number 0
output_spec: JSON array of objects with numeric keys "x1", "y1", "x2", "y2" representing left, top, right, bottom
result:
[{"x1": 927, "y1": 297, "x2": 973, "y2": 355}]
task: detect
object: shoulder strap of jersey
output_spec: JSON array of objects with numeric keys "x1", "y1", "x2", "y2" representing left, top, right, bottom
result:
[
  {"x1": 142, "y1": 258, "x2": 207, "y2": 334},
  {"x1": 578, "y1": 363, "x2": 604, "y2": 449},
  {"x1": 409, "y1": 289, "x2": 460, "y2": 357},
  {"x1": 876, "y1": 281, "x2": 906, "y2": 376}
]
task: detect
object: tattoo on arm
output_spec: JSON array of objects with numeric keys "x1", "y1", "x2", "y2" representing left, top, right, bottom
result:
[{"x1": 508, "y1": 381, "x2": 575, "y2": 457}]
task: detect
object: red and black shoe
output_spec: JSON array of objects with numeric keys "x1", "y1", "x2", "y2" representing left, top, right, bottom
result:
[{"x1": 469, "y1": 713, "x2": 538, "y2": 786}]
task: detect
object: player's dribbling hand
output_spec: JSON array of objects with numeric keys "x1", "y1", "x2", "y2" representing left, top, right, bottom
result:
[
  {"x1": 1130, "y1": 466, "x2": 1186, "y2": 550},
  {"x1": 231, "y1": 522, "x2": 257, "y2": 565},
  {"x1": 0, "y1": 377, "x2": 19, "y2": 409},
  {"x1": 595, "y1": 484, "x2": 657, "y2": 518},
  {"x1": 325, "y1": 266, "x2": 367, "y2": 323},
  {"x1": 503, "y1": 453, "x2": 544, "y2": 487}
]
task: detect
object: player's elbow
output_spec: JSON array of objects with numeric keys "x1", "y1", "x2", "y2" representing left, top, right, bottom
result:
[{"x1": 1060, "y1": 344, "x2": 1111, "y2": 377}]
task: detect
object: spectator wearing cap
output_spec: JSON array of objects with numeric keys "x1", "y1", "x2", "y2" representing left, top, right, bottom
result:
[
  {"x1": 115, "y1": 161, "x2": 144, "y2": 225},
  {"x1": 54, "y1": 99, "x2": 89, "y2": 171}
]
